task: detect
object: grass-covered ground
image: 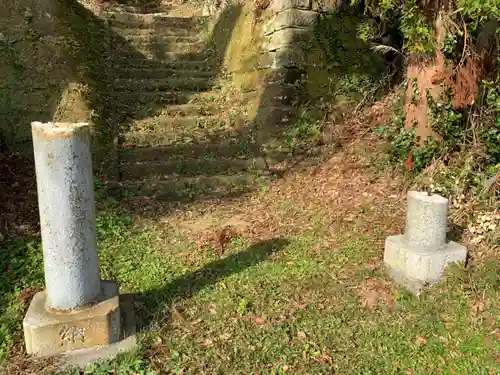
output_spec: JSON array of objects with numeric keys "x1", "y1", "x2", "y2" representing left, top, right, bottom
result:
[
  {"x1": 1, "y1": 2, "x2": 498, "y2": 374},
  {"x1": 1, "y1": 117, "x2": 498, "y2": 374}
]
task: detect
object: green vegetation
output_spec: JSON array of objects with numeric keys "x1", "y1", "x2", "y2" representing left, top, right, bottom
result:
[
  {"x1": 1, "y1": 1, "x2": 499, "y2": 374},
  {"x1": 354, "y1": 0, "x2": 499, "y2": 175},
  {"x1": 307, "y1": 9, "x2": 387, "y2": 104},
  {"x1": 0, "y1": 237, "x2": 43, "y2": 364},
  {"x1": 1, "y1": 197, "x2": 498, "y2": 374}
]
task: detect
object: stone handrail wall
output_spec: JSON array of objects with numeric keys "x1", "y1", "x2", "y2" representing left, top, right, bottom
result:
[{"x1": 250, "y1": 0, "x2": 338, "y2": 128}]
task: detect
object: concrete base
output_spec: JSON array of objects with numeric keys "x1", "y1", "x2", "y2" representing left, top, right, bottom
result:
[
  {"x1": 384, "y1": 235, "x2": 467, "y2": 295},
  {"x1": 57, "y1": 294, "x2": 137, "y2": 369},
  {"x1": 23, "y1": 281, "x2": 136, "y2": 366}
]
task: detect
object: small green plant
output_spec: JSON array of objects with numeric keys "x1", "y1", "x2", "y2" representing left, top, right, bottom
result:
[
  {"x1": 237, "y1": 297, "x2": 250, "y2": 315},
  {"x1": 357, "y1": 19, "x2": 378, "y2": 43},
  {"x1": 67, "y1": 353, "x2": 157, "y2": 375},
  {"x1": 282, "y1": 110, "x2": 323, "y2": 152},
  {"x1": 96, "y1": 212, "x2": 132, "y2": 240},
  {"x1": 400, "y1": 0, "x2": 435, "y2": 54},
  {"x1": 385, "y1": 126, "x2": 416, "y2": 164},
  {"x1": 480, "y1": 79, "x2": 500, "y2": 163},
  {"x1": 413, "y1": 137, "x2": 441, "y2": 171},
  {"x1": 426, "y1": 89, "x2": 466, "y2": 150},
  {"x1": 441, "y1": 27, "x2": 461, "y2": 59}
]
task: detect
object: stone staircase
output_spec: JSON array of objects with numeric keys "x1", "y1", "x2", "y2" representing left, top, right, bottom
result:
[{"x1": 96, "y1": 5, "x2": 267, "y2": 201}]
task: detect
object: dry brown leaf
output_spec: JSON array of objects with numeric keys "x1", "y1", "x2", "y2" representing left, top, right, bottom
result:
[
  {"x1": 415, "y1": 335, "x2": 427, "y2": 344},
  {"x1": 17, "y1": 285, "x2": 43, "y2": 305},
  {"x1": 254, "y1": 316, "x2": 266, "y2": 325},
  {"x1": 313, "y1": 352, "x2": 333, "y2": 364},
  {"x1": 358, "y1": 278, "x2": 395, "y2": 309},
  {"x1": 201, "y1": 338, "x2": 214, "y2": 347},
  {"x1": 297, "y1": 331, "x2": 307, "y2": 339}
]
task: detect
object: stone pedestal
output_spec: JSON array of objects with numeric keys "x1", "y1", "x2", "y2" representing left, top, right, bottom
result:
[
  {"x1": 23, "y1": 281, "x2": 121, "y2": 357},
  {"x1": 24, "y1": 122, "x2": 136, "y2": 366},
  {"x1": 384, "y1": 191, "x2": 467, "y2": 295}
]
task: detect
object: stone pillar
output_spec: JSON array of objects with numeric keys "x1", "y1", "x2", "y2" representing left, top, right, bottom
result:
[
  {"x1": 384, "y1": 191, "x2": 467, "y2": 295},
  {"x1": 404, "y1": 191, "x2": 448, "y2": 251},
  {"x1": 23, "y1": 122, "x2": 136, "y2": 364},
  {"x1": 31, "y1": 122, "x2": 101, "y2": 310}
]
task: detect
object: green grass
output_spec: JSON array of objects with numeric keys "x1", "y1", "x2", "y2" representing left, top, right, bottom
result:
[
  {"x1": 1, "y1": 198, "x2": 498, "y2": 374},
  {"x1": 0, "y1": 3, "x2": 498, "y2": 374}
]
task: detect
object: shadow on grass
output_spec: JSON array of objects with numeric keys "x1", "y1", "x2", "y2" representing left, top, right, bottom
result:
[{"x1": 134, "y1": 237, "x2": 289, "y2": 331}]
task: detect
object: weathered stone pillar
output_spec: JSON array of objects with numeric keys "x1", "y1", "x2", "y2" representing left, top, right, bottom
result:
[
  {"x1": 23, "y1": 122, "x2": 135, "y2": 363},
  {"x1": 31, "y1": 122, "x2": 101, "y2": 310},
  {"x1": 384, "y1": 191, "x2": 467, "y2": 295}
]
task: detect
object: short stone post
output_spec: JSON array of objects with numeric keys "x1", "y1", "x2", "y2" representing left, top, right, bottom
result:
[
  {"x1": 23, "y1": 122, "x2": 135, "y2": 363},
  {"x1": 384, "y1": 191, "x2": 467, "y2": 295}
]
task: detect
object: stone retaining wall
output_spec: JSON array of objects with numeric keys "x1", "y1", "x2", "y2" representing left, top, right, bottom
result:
[
  {"x1": 203, "y1": 0, "x2": 340, "y2": 129},
  {"x1": 252, "y1": 0, "x2": 338, "y2": 127},
  {"x1": 0, "y1": 0, "x2": 73, "y2": 151}
]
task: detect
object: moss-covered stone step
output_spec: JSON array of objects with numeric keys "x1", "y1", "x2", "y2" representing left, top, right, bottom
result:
[
  {"x1": 105, "y1": 12, "x2": 207, "y2": 29},
  {"x1": 110, "y1": 173, "x2": 261, "y2": 201},
  {"x1": 123, "y1": 116, "x2": 227, "y2": 144},
  {"x1": 105, "y1": 5, "x2": 173, "y2": 14},
  {"x1": 146, "y1": 103, "x2": 220, "y2": 117},
  {"x1": 120, "y1": 34, "x2": 203, "y2": 44},
  {"x1": 107, "y1": 49, "x2": 210, "y2": 62},
  {"x1": 112, "y1": 77, "x2": 212, "y2": 92},
  {"x1": 108, "y1": 19, "x2": 205, "y2": 32},
  {"x1": 118, "y1": 103, "x2": 218, "y2": 119},
  {"x1": 110, "y1": 27, "x2": 201, "y2": 38},
  {"x1": 114, "y1": 40, "x2": 207, "y2": 55},
  {"x1": 127, "y1": 113, "x2": 225, "y2": 129},
  {"x1": 101, "y1": 103, "x2": 218, "y2": 121},
  {"x1": 120, "y1": 157, "x2": 259, "y2": 179},
  {"x1": 112, "y1": 67, "x2": 216, "y2": 79},
  {"x1": 111, "y1": 58, "x2": 212, "y2": 71},
  {"x1": 111, "y1": 27, "x2": 200, "y2": 38},
  {"x1": 116, "y1": 90, "x2": 197, "y2": 106},
  {"x1": 120, "y1": 139, "x2": 258, "y2": 162}
]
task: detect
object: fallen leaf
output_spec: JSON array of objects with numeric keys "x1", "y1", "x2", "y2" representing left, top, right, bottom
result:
[
  {"x1": 404, "y1": 153, "x2": 413, "y2": 170},
  {"x1": 202, "y1": 338, "x2": 213, "y2": 347},
  {"x1": 358, "y1": 278, "x2": 394, "y2": 309},
  {"x1": 254, "y1": 316, "x2": 266, "y2": 325},
  {"x1": 415, "y1": 335, "x2": 427, "y2": 344},
  {"x1": 18, "y1": 285, "x2": 43, "y2": 305},
  {"x1": 297, "y1": 331, "x2": 307, "y2": 339},
  {"x1": 470, "y1": 300, "x2": 485, "y2": 315},
  {"x1": 313, "y1": 353, "x2": 333, "y2": 364}
]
